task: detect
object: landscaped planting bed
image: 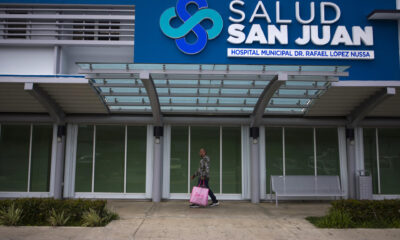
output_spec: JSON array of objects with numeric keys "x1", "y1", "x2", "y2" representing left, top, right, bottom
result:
[
  {"x1": 307, "y1": 200, "x2": 400, "y2": 228},
  {"x1": 0, "y1": 198, "x2": 118, "y2": 227}
]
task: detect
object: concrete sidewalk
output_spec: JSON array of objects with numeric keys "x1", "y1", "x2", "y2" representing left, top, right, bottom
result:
[{"x1": 1, "y1": 201, "x2": 400, "y2": 240}]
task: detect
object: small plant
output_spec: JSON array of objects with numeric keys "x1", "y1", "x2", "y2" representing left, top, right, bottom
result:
[
  {"x1": 48, "y1": 208, "x2": 70, "y2": 226},
  {"x1": 313, "y1": 209, "x2": 354, "y2": 228},
  {"x1": 81, "y1": 208, "x2": 104, "y2": 227},
  {"x1": 102, "y1": 207, "x2": 119, "y2": 223},
  {"x1": 0, "y1": 203, "x2": 23, "y2": 226}
]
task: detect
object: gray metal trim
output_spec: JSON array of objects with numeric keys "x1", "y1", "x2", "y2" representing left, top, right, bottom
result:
[
  {"x1": 0, "y1": 40, "x2": 134, "y2": 47},
  {"x1": 24, "y1": 83, "x2": 66, "y2": 124},
  {"x1": 0, "y1": 114, "x2": 52, "y2": 123},
  {"x1": 0, "y1": 3, "x2": 135, "y2": 8},
  {"x1": 140, "y1": 72, "x2": 163, "y2": 126},
  {"x1": 110, "y1": 109, "x2": 304, "y2": 116},
  {"x1": 100, "y1": 92, "x2": 320, "y2": 99},
  {"x1": 332, "y1": 81, "x2": 400, "y2": 87},
  {"x1": 65, "y1": 115, "x2": 154, "y2": 124},
  {"x1": 261, "y1": 118, "x2": 347, "y2": 127},
  {"x1": 0, "y1": 114, "x2": 352, "y2": 126},
  {"x1": 358, "y1": 118, "x2": 400, "y2": 127},
  {"x1": 251, "y1": 73, "x2": 288, "y2": 127},
  {"x1": 347, "y1": 87, "x2": 396, "y2": 127},
  {"x1": 81, "y1": 69, "x2": 349, "y2": 77},
  {"x1": 0, "y1": 13, "x2": 134, "y2": 20},
  {"x1": 108, "y1": 102, "x2": 309, "y2": 109},
  {"x1": 92, "y1": 83, "x2": 327, "y2": 90},
  {"x1": 0, "y1": 77, "x2": 88, "y2": 84}
]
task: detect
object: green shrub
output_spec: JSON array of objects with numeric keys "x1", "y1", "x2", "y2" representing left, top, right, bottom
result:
[
  {"x1": 307, "y1": 200, "x2": 400, "y2": 228},
  {"x1": 0, "y1": 203, "x2": 24, "y2": 226},
  {"x1": 307, "y1": 209, "x2": 354, "y2": 228},
  {"x1": 82, "y1": 209, "x2": 103, "y2": 227},
  {"x1": 81, "y1": 208, "x2": 119, "y2": 227},
  {"x1": 102, "y1": 208, "x2": 119, "y2": 223},
  {"x1": 48, "y1": 208, "x2": 70, "y2": 226},
  {"x1": 0, "y1": 199, "x2": 118, "y2": 227}
]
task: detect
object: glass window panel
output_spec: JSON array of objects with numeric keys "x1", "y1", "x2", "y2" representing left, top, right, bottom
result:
[
  {"x1": 316, "y1": 128, "x2": 340, "y2": 176},
  {"x1": 92, "y1": 63, "x2": 126, "y2": 70},
  {"x1": 109, "y1": 106, "x2": 152, "y2": 111},
  {"x1": 190, "y1": 126, "x2": 220, "y2": 193},
  {"x1": 75, "y1": 125, "x2": 94, "y2": 192},
  {"x1": 221, "y1": 89, "x2": 248, "y2": 94},
  {"x1": 363, "y1": 128, "x2": 379, "y2": 194},
  {"x1": 255, "y1": 81, "x2": 269, "y2": 86},
  {"x1": 265, "y1": 127, "x2": 283, "y2": 194},
  {"x1": 165, "y1": 64, "x2": 200, "y2": 70},
  {"x1": 94, "y1": 125, "x2": 125, "y2": 193},
  {"x1": 0, "y1": 125, "x2": 30, "y2": 191},
  {"x1": 266, "y1": 108, "x2": 305, "y2": 113},
  {"x1": 126, "y1": 126, "x2": 147, "y2": 193},
  {"x1": 378, "y1": 128, "x2": 400, "y2": 194},
  {"x1": 154, "y1": 79, "x2": 167, "y2": 84},
  {"x1": 200, "y1": 88, "x2": 219, "y2": 94},
  {"x1": 170, "y1": 126, "x2": 189, "y2": 193},
  {"x1": 30, "y1": 125, "x2": 53, "y2": 192},
  {"x1": 129, "y1": 63, "x2": 163, "y2": 70},
  {"x1": 285, "y1": 128, "x2": 314, "y2": 175},
  {"x1": 222, "y1": 127, "x2": 241, "y2": 194},
  {"x1": 286, "y1": 81, "x2": 314, "y2": 87}
]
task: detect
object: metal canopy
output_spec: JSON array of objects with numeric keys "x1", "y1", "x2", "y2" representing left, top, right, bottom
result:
[{"x1": 77, "y1": 63, "x2": 349, "y2": 120}]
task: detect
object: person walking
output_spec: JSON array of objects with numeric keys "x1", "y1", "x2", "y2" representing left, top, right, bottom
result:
[{"x1": 190, "y1": 148, "x2": 219, "y2": 208}]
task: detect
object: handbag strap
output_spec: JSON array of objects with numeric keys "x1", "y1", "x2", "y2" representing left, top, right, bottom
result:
[{"x1": 197, "y1": 179, "x2": 206, "y2": 187}]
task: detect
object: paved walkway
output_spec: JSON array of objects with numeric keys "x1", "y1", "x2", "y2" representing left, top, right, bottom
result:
[{"x1": 1, "y1": 201, "x2": 400, "y2": 240}]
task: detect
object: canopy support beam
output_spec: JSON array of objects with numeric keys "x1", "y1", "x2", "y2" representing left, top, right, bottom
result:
[
  {"x1": 251, "y1": 73, "x2": 288, "y2": 127},
  {"x1": 140, "y1": 72, "x2": 163, "y2": 126},
  {"x1": 347, "y1": 87, "x2": 396, "y2": 128},
  {"x1": 24, "y1": 83, "x2": 65, "y2": 124}
]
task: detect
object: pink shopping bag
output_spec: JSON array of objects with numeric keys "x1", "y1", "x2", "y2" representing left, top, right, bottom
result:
[{"x1": 190, "y1": 181, "x2": 209, "y2": 206}]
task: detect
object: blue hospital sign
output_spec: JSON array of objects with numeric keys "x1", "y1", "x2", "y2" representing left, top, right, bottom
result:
[
  {"x1": 16, "y1": 0, "x2": 396, "y2": 80},
  {"x1": 133, "y1": 0, "x2": 400, "y2": 80},
  {"x1": 159, "y1": 0, "x2": 374, "y2": 60}
]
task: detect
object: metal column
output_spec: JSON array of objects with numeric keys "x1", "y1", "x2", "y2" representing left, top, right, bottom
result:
[
  {"x1": 54, "y1": 125, "x2": 66, "y2": 199},
  {"x1": 250, "y1": 127, "x2": 260, "y2": 204},
  {"x1": 152, "y1": 126, "x2": 164, "y2": 202},
  {"x1": 346, "y1": 129, "x2": 357, "y2": 199}
]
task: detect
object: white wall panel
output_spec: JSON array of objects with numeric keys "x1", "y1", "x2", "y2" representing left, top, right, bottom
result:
[
  {"x1": 61, "y1": 46, "x2": 134, "y2": 74},
  {"x1": 0, "y1": 47, "x2": 54, "y2": 75}
]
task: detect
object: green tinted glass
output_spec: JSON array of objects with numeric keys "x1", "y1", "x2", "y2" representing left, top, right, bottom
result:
[
  {"x1": 30, "y1": 125, "x2": 53, "y2": 192},
  {"x1": 190, "y1": 126, "x2": 220, "y2": 193},
  {"x1": 94, "y1": 125, "x2": 125, "y2": 193},
  {"x1": 285, "y1": 128, "x2": 314, "y2": 175},
  {"x1": 170, "y1": 126, "x2": 189, "y2": 193},
  {"x1": 378, "y1": 128, "x2": 400, "y2": 194},
  {"x1": 265, "y1": 127, "x2": 283, "y2": 193},
  {"x1": 0, "y1": 125, "x2": 30, "y2": 191},
  {"x1": 75, "y1": 125, "x2": 94, "y2": 192},
  {"x1": 126, "y1": 126, "x2": 147, "y2": 193},
  {"x1": 222, "y1": 127, "x2": 241, "y2": 194},
  {"x1": 363, "y1": 128, "x2": 379, "y2": 194},
  {"x1": 316, "y1": 128, "x2": 340, "y2": 176}
]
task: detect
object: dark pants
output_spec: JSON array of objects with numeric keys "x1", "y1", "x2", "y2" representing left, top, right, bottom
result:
[{"x1": 197, "y1": 178, "x2": 218, "y2": 203}]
